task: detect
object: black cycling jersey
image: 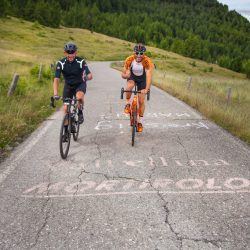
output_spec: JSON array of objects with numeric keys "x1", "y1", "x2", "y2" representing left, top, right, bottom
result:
[{"x1": 55, "y1": 56, "x2": 90, "y2": 86}]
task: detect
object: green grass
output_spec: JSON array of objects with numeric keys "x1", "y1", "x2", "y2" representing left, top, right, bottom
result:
[{"x1": 0, "y1": 16, "x2": 249, "y2": 158}]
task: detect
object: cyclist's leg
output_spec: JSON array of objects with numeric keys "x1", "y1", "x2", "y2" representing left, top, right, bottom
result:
[
  {"x1": 63, "y1": 84, "x2": 75, "y2": 115},
  {"x1": 76, "y1": 82, "x2": 86, "y2": 124},
  {"x1": 76, "y1": 82, "x2": 86, "y2": 108},
  {"x1": 137, "y1": 78, "x2": 146, "y2": 132},
  {"x1": 124, "y1": 78, "x2": 135, "y2": 113},
  {"x1": 76, "y1": 91, "x2": 84, "y2": 108},
  {"x1": 137, "y1": 76, "x2": 146, "y2": 115},
  {"x1": 126, "y1": 80, "x2": 135, "y2": 100}
]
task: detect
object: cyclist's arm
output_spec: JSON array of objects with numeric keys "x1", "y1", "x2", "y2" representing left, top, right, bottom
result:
[
  {"x1": 121, "y1": 57, "x2": 132, "y2": 79},
  {"x1": 121, "y1": 62, "x2": 131, "y2": 79},
  {"x1": 146, "y1": 58, "x2": 155, "y2": 90},
  {"x1": 145, "y1": 69, "x2": 152, "y2": 91},
  {"x1": 82, "y1": 63, "x2": 93, "y2": 81},
  {"x1": 53, "y1": 77, "x2": 60, "y2": 96},
  {"x1": 85, "y1": 66, "x2": 93, "y2": 80},
  {"x1": 143, "y1": 58, "x2": 154, "y2": 93},
  {"x1": 54, "y1": 62, "x2": 62, "y2": 96},
  {"x1": 121, "y1": 67, "x2": 130, "y2": 79}
]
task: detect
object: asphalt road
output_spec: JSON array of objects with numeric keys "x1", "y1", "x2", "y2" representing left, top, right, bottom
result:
[{"x1": 0, "y1": 62, "x2": 249, "y2": 250}]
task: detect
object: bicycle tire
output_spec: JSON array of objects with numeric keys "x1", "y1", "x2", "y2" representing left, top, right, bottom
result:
[
  {"x1": 132, "y1": 107, "x2": 136, "y2": 146},
  {"x1": 121, "y1": 87, "x2": 124, "y2": 99},
  {"x1": 147, "y1": 89, "x2": 150, "y2": 101},
  {"x1": 59, "y1": 114, "x2": 71, "y2": 159},
  {"x1": 72, "y1": 115, "x2": 80, "y2": 141}
]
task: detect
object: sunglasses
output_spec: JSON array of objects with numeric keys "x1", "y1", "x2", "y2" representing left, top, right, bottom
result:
[
  {"x1": 66, "y1": 50, "x2": 76, "y2": 54},
  {"x1": 135, "y1": 52, "x2": 144, "y2": 55}
]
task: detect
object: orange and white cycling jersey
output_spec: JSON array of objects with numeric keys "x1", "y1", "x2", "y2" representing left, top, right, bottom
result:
[{"x1": 124, "y1": 55, "x2": 154, "y2": 72}]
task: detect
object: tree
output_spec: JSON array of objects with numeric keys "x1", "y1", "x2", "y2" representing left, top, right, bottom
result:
[
  {"x1": 0, "y1": 0, "x2": 9, "y2": 17},
  {"x1": 184, "y1": 35, "x2": 202, "y2": 59},
  {"x1": 34, "y1": 0, "x2": 60, "y2": 27},
  {"x1": 24, "y1": 0, "x2": 36, "y2": 21},
  {"x1": 230, "y1": 57, "x2": 242, "y2": 72},
  {"x1": 218, "y1": 55, "x2": 231, "y2": 68},
  {"x1": 171, "y1": 39, "x2": 185, "y2": 55},
  {"x1": 135, "y1": 27, "x2": 146, "y2": 44},
  {"x1": 242, "y1": 60, "x2": 250, "y2": 79},
  {"x1": 34, "y1": 1, "x2": 50, "y2": 26}
]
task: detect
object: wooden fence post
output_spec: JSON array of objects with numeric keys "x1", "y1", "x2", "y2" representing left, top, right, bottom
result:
[
  {"x1": 226, "y1": 87, "x2": 232, "y2": 107},
  {"x1": 38, "y1": 64, "x2": 43, "y2": 80},
  {"x1": 7, "y1": 73, "x2": 19, "y2": 96},
  {"x1": 51, "y1": 64, "x2": 54, "y2": 85},
  {"x1": 187, "y1": 76, "x2": 192, "y2": 90}
]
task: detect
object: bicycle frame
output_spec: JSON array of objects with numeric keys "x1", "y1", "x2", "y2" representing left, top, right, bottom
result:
[
  {"x1": 130, "y1": 84, "x2": 139, "y2": 124},
  {"x1": 121, "y1": 84, "x2": 144, "y2": 146},
  {"x1": 121, "y1": 85, "x2": 150, "y2": 146}
]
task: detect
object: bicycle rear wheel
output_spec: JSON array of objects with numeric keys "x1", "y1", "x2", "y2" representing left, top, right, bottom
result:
[
  {"x1": 59, "y1": 114, "x2": 71, "y2": 159},
  {"x1": 132, "y1": 107, "x2": 136, "y2": 146}
]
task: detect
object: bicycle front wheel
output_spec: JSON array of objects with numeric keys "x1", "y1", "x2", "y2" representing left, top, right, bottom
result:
[
  {"x1": 132, "y1": 108, "x2": 136, "y2": 146},
  {"x1": 59, "y1": 114, "x2": 71, "y2": 159},
  {"x1": 72, "y1": 115, "x2": 80, "y2": 141}
]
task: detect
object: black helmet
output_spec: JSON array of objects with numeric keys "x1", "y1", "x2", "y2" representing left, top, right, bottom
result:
[
  {"x1": 64, "y1": 42, "x2": 77, "y2": 54},
  {"x1": 134, "y1": 43, "x2": 146, "y2": 53}
]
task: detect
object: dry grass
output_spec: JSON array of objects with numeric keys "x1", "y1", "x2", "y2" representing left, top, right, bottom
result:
[{"x1": 153, "y1": 69, "x2": 250, "y2": 144}]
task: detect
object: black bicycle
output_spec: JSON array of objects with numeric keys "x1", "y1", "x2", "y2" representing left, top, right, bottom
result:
[
  {"x1": 121, "y1": 85, "x2": 150, "y2": 146},
  {"x1": 50, "y1": 96, "x2": 81, "y2": 159}
]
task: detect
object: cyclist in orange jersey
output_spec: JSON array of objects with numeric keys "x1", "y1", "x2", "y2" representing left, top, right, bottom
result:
[{"x1": 121, "y1": 43, "x2": 154, "y2": 132}]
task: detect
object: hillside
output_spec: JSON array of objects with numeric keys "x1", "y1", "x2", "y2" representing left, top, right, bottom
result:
[{"x1": 2, "y1": 0, "x2": 250, "y2": 75}]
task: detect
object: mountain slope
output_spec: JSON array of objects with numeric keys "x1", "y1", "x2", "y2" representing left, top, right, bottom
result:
[{"x1": 3, "y1": 0, "x2": 250, "y2": 74}]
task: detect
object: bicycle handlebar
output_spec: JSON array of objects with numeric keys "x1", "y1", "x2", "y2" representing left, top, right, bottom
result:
[
  {"x1": 122, "y1": 90, "x2": 142, "y2": 94},
  {"x1": 50, "y1": 96, "x2": 78, "y2": 108},
  {"x1": 120, "y1": 88, "x2": 150, "y2": 100}
]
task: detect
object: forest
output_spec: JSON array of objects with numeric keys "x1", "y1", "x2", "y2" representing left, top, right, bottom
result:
[{"x1": 1, "y1": 0, "x2": 250, "y2": 76}]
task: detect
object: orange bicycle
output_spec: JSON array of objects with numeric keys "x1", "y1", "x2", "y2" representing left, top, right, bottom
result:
[{"x1": 121, "y1": 85, "x2": 150, "y2": 146}]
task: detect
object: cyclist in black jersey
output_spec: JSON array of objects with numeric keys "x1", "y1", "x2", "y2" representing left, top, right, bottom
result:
[{"x1": 53, "y1": 42, "x2": 92, "y2": 124}]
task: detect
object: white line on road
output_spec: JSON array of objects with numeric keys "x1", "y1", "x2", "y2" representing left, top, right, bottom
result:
[{"x1": 0, "y1": 119, "x2": 55, "y2": 185}]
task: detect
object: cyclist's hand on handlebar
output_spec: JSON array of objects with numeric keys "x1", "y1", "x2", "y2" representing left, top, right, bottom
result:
[
  {"x1": 140, "y1": 89, "x2": 149, "y2": 94},
  {"x1": 53, "y1": 95, "x2": 60, "y2": 100}
]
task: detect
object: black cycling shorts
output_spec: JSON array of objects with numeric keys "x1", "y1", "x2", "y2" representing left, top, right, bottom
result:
[
  {"x1": 127, "y1": 73, "x2": 146, "y2": 91},
  {"x1": 63, "y1": 82, "x2": 86, "y2": 99}
]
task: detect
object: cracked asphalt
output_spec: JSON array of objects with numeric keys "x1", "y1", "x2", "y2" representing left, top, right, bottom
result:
[{"x1": 0, "y1": 62, "x2": 250, "y2": 250}]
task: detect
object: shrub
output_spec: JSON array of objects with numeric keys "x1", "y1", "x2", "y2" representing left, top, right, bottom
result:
[
  {"x1": 190, "y1": 61, "x2": 196, "y2": 67},
  {"x1": 242, "y1": 60, "x2": 250, "y2": 79}
]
